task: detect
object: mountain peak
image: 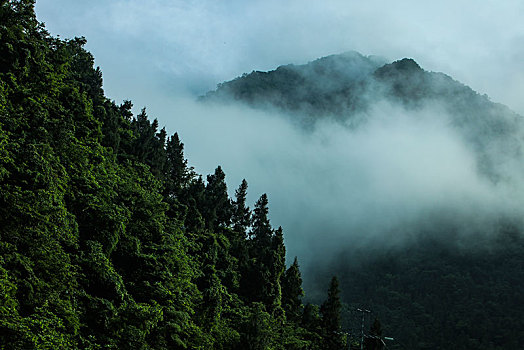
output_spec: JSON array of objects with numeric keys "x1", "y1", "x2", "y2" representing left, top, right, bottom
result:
[
  {"x1": 391, "y1": 58, "x2": 422, "y2": 71},
  {"x1": 373, "y1": 58, "x2": 423, "y2": 80}
]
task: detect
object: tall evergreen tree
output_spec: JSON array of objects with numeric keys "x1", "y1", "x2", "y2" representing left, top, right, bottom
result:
[
  {"x1": 231, "y1": 179, "x2": 251, "y2": 235},
  {"x1": 184, "y1": 175, "x2": 206, "y2": 233},
  {"x1": 250, "y1": 193, "x2": 272, "y2": 244},
  {"x1": 269, "y1": 226, "x2": 286, "y2": 316},
  {"x1": 165, "y1": 132, "x2": 190, "y2": 198},
  {"x1": 204, "y1": 166, "x2": 232, "y2": 230},
  {"x1": 320, "y1": 276, "x2": 345, "y2": 350},
  {"x1": 282, "y1": 257, "x2": 304, "y2": 323}
]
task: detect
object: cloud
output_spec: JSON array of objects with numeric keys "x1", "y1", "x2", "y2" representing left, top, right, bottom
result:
[
  {"x1": 34, "y1": 0, "x2": 524, "y2": 278},
  {"x1": 154, "y1": 96, "x2": 524, "y2": 275},
  {"x1": 35, "y1": 0, "x2": 524, "y2": 114}
]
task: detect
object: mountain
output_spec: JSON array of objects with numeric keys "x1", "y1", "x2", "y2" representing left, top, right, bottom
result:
[
  {"x1": 205, "y1": 53, "x2": 524, "y2": 181},
  {"x1": 2, "y1": 1, "x2": 523, "y2": 348},
  {"x1": 203, "y1": 51, "x2": 520, "y2": 123},
  {"x1": 203, "y1": 51, "x2": 386, "y2": 118},
  {"x1": 203, "y1": 53, "x2": 524, "y2": 349}
]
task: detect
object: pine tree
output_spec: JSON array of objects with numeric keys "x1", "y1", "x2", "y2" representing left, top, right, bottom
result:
[
  {"x1": 250, "y1": 193, "x2": 272, "y2": 245},
  {"x1": 282, "y1": 257, "x2": 304, "y2": 323},
  {"x1": 184, "y1": 176, "x2": 206, "y2": 233},
  {"x1": 165, "y1": 132, "x2": 190, "y2": 198},
  {"x1": 320, "y1": 276, "x2": 344, "y2": 350},
  {"x1": 269, "y1": 226, "x2": 286, "y2": 316},
  {"x1": 243, "y1": 194, "x2": 274, "y2": 307},
  {"x1": 231, "y1": 179, "x2": 251, "y2": 235},
  {"x1": 229, "y1": 179, "x2": 251, "y2": 294},
  {"x1": 204, "y1": 166, "x2": 232, "y2": 230}
]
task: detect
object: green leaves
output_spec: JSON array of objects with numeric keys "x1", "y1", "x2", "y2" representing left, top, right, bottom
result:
[{"x1": 0, "y1": 3, "x2": 330, "y2": 349}]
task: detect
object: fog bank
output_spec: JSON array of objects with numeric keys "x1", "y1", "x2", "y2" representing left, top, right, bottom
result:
[{"x1": 158, "y1": 96, "x2": 524, "y2": 273}]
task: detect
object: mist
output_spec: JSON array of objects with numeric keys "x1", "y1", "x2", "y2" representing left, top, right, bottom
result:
[
  {"x1": 35, "y1": 0, "x2": 524, "y2": 115},
  {"x1": 34, "y1": 0, "x2": 524, "y2": 294},
  {"x1": 23, "y1": 3, "x2": 524, "y2": 346},
  {"x1": 157, "y1": 93, "x2": 524, "y2": 277}
]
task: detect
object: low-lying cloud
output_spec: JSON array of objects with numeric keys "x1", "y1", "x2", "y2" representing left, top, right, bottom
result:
[
  {"x1": 34, "y1": 0, "x2": 524, "y2": 291},
  {"x1": 160, "y1": 96, "x2": 524, "y2": 275}
]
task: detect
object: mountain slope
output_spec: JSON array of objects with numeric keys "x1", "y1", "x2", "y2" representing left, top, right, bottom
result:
[
  {"x1": 0, "y1": 2, "x2": 344, "y2": 349},
  {"x1": 203, "y1": 52, "x2": 524, "y2": 349},
  {"x1": 204, "y1": 53, "x2": 524, "y2": 181}
]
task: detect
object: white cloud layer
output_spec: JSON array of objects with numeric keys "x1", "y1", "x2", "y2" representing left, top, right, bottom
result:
[
  {"x1": 34, "y1": 1, "x2": 524, "y2": 274},
  {"x1": 149, "y1": 97, "x2": 524, "y2": 271}
]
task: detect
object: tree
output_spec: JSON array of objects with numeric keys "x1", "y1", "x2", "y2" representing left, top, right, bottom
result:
[
  {"x1": 240, "y1": 194, "x2": 286, "y2": 315},
  {"x1": 301, "y1": 303, "x2": 323, "y2": 349},
  {"x1": 320, "y1": 276, "x2": 344, "y2": 350},
  {"x1": 250, "y1": 193, "x2": 272, "y2": 245},
  {"x1": 203, "y1": 166, "x2": 232, "y2": 230},
  {"x1": 231, "y1": 179, "x2": 251, "y2": 235},
  {"x1": 229, "y1": 179, "x2": 251, "y2": 279},
  {"x1": 269, "y1": 226, "x2": 286, "y2": 316},
  {"x1": 282, "y1": 257, "x2": 304, "y2": 323},
  {"x1": 165, "y1": 132, "x2": 190, "y2": 198}
]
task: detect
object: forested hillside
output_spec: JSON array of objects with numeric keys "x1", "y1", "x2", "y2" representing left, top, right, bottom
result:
[
  {"x1": 0, "y1": 1, "x2": 351, "y2": 349},
  {"x1": 204, "y1": 38, "x2": 524, "y2": 349},
  {"x1": 3, "y1": 1, "x2": 524, "y2": 350}
]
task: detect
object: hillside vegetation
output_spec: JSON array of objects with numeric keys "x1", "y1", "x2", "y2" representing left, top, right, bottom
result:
[{"x1": 0, "y1": 1, "x2": 349, "y2": 349}]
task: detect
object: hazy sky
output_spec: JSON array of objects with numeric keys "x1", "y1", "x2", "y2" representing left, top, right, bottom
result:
[
  {"x1": 36, "y1": 0, "x2": 524, "y2": 115},
  {"x1": 34, "y1": 1, "x2": 524, "y2": 274}
]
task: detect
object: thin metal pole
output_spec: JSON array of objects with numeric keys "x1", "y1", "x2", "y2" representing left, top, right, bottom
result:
[{"x1": 356, "y1": 308, "x2": 371, "y2": 350}]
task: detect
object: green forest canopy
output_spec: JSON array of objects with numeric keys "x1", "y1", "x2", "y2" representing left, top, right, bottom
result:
[{"x1": 0, "y1": 1, "x2": 350, "y2": 349}]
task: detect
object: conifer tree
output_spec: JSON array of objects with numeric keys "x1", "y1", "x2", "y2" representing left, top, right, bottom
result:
[
  {"x1": 181, "y1": 175, "x2": 206, "y2": 234},
  {"x1": 320, "y1": 276, "x2": 344, "y2": 350},
  {"x1": 165, "y1": 132, "x2": 190, "y2": 198},
  {"x1": 231, "y1": 179, "x2": 251, "y2": 234},
  {"x1": 229, "y1": 179, "x2": 251, "y2": 293},
  {"x1": 269, "y1": 226, "x2": 286, "y2": 316},
  {"x1": 242, "y1": 194, "x2": 273, "y2": 305},
  {"x1": 131, "y1": 108, "x2": 156, "y2": 162},
  {"x1": 250, "y1": 193, "x2": 272, "y2": 244},
  {"x1": 282, "y1": 257, "x2": 304, "y2": 323},
  {"x1": 204, "y1": 166, "x2": 232, "y2": 230}
]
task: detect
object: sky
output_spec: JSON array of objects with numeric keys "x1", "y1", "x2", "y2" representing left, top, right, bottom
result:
[
  {"x1": 35, "y1": 0, "x2": 524, "y2": 115},
  {"x1": 34, "y1": 1, "x2": 524, "y2": 278}
]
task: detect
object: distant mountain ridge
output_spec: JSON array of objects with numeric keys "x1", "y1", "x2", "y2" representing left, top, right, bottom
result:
[
  {"x1": 202, "y1": 51, "x2": 386, "y2": 118},
  {"x1": 203, "y1": 51, "x2": 524, "y2": 182},
  {"x1": 202, "y1": 51, "x2": 520, "y2": 122}
]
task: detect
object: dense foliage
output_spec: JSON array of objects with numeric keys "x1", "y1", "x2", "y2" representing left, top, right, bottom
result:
[
  {"x1": 325, "y1": 231, "x2": 524, "y2": 350},
  {"x1": 0, "y1": 1, "x2": 353, "y2": 349}
]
